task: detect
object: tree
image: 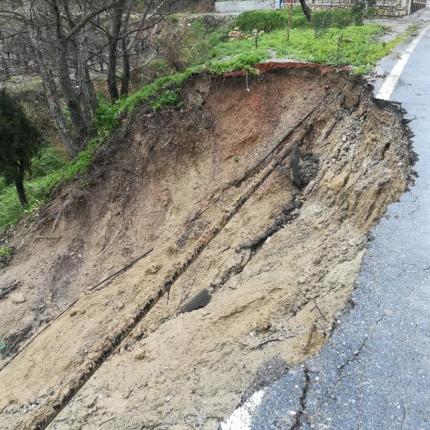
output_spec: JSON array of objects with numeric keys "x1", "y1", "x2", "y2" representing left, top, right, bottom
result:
[
  {"x1": 105, "y1": 0, "x2": 175, "y2": 100},
  {"x1": 0, "y1": 90, "x2": 42, "y2": 206},
  {"x1": 0, "y1": 0, "x2": 124, "y2": 156},
  {"x1": 299, "y1": 0, "x2": 312, "y2": 22},
  {"x1": 0, "y1": 0, "x2": 176, "y2": 156}
]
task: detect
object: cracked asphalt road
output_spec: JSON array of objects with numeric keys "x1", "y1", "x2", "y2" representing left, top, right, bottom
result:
[{"x1": 250, "y1": 21, "x2": 430, "y2": 430}]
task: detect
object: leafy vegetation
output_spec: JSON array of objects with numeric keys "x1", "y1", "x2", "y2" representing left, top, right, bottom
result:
[
  {"x1": 211, "y1": 24, "x2": 407, "y2": 74},
  {"x1": 0, "y1": 244, "x2": 14, "y2": 269},
  {"x1": 235, "y1": 7, "x2": 367, "y2": 33},
  {"x1": 0, "y1": 90, "x2": 43, "y2": 206},
  {"x1": 29, "y1": 145, "x2": 67, "y2": 179},
  {"x1": 0, "y1": 11, "x2": 415, "y2": 233},
  {"x1": 0, "y1": 245, "x2": 13, "y2": 258}
]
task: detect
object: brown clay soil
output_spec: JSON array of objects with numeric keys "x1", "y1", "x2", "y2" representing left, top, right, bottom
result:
[{"x1": 0, "y1": 64, "x2": 414, "y2": 430}]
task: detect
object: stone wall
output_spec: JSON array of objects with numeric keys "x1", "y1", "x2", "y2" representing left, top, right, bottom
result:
[
  {"x1": 215, "y1": 0, "x2": 274, "y2": 13},
  {"x1": 215, "y1": 0, "x2": 415, "y2": 16},
  {"x1": 375, "y1": 0, "x2": 410, "y2": 15}
]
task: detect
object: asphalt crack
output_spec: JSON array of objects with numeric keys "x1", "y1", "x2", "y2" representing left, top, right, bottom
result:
[{"x1": 290, "y1": 366, "x2": 311, "y2": 430}]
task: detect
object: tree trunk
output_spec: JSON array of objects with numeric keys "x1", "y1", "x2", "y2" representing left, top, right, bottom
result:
[
  {"x1": 77, "y1": 29, "x2": 98, "y2": 126},
  {"x1": 299, "y1": 0, "x2": 312, "y2": 22},
  {"x1": 15, "y1": 179, "x2": 28, "y2": 207},
  {"x1": 287, "y1": 0, "x2": 293, "y2": 41},
  {"x1": 120, "y1": 36, "x2": 130, "y2": 97},
  {"x1": 120, "y1": 1, "x2": 132, "y2": 98},
  {"x1": 43, "y1": 73, "x2": 80, "y2": 157},
  {"x1": 51, "y1": 1, "x2": 89, "y2": 148},
  {"x1": 57, "y1": 38, "x2": 89, "y2": 146},
  {"x1": 30, "y1": 22, "x2": 79, "y2": 157},
  {"x1": 107, "y1": 1, "x2": 126, "y2": 101}
]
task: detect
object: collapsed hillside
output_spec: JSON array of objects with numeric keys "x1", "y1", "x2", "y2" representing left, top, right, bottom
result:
[{"x1": 0, "y1": 64, "x2": 413, "y2": 430}]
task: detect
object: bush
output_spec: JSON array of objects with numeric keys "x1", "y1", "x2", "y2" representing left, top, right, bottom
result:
[
  {"x1": 150, "y1": 89, "x2": 181, "y2": 110},
  {"x1": 0, "y1": 90, "x2": 43, "y2": 206},
  {"x1": 313, "y1": 8, "x2": 364, "y2": 36},
  {"x1": 29, "y1": 145, "x2": 67, "y2": 179},
  {"x1": 0, "y1": 245, "x2": 13, "y2": 258},
  {"x1": 236, "y1": 9, "x2": 301, "y2": 32},
  {"x1": 236, "y1": 8, "x2": 364, "y2": 34},
  {"x1": 236, "y1": 8, "x2": 326, "y2": 33}
]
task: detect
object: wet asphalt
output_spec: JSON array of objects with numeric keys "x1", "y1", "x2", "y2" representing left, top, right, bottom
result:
[{"x1": 250, "y1": 23, "x2": 430, "y2": 430}]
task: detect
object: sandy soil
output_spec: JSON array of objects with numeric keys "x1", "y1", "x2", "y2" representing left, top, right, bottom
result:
[{"x1": 0, "y1": 65, "x2": 413, "y2": 430}]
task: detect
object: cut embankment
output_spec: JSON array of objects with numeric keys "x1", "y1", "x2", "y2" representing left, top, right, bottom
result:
[{"x1": 0, "y1": 65, "x2": 413, "y2": 430}]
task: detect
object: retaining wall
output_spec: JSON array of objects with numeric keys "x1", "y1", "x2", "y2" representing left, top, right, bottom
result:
[
  {"x1": 215, "y1": 0, "x2": 415, "y2": 16},
  {"x1": 215, "y1": 0, "x2": 274, "y2": 13}
]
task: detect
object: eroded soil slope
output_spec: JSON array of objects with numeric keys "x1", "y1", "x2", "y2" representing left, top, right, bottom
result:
[{"x1": 0, "y1": 65, "x2": 413, "y2": 430}]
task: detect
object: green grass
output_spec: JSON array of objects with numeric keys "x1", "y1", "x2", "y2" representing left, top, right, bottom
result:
[
  {"x1": 0, "y1": 141, "x2": 100, "y2": 231},
  {"x1": 118, "y1": 68, "x2": 199, "y2": 114},
  {"x1": 211, "y1": 24, "x2": 408, "y2": 74},
  {"x1": 0, "y1": 15, "x2": 415, "y2": 233}
]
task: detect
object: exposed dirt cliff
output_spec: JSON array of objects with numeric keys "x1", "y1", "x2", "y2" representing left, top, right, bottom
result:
[{"x1": 0, "y1": 64, "x2": 414, "y2": 429}]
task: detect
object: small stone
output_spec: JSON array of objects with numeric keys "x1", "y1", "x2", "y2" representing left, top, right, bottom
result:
[
  {"x1": 134, "y1": 350, "x2": 146, "y2": 360},
  {"x1": 145, "y1": 263, "x2": 161, "y2": 276},
  {"x1": 122, "y1": 390, "x2": 132, "y2": 399},
  {"x1": 86, "y1": 396, "x2": 98, "y2": 409},
  {"x1": 11, "y1": 293, "x2": 26, "y2": 304},
  {"x1": 114, "y1": 302, "x2": 124, "y2": 310},
  {"x1": 180, "y1": 289, "x2": 212, "y2": 313}
]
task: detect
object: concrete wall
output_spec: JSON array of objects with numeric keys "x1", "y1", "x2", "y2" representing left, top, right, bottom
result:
[{"x1": 215, "y1": 0, "x2": 274, "y2": 13}]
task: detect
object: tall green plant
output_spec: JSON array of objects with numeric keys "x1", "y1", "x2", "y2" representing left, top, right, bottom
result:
[{"x1": 0, "y1": 90, "x2": 42, "y2": 206}]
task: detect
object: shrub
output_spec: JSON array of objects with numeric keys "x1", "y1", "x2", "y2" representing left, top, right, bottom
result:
[
  {"x1": 236, "y1": 8, "x2": 364, "y2": 35},
  {"x1": 236, "y1": 9, "x2": 299, "y2": 32},
  {"x1": 95, "y1": 98, "x2": 120, "y2": 134},
  {"x1": 0, "y1": 90, "x2": 42, "y2": 206},
  {"x1": 0, "y1": 245, "x2": 14, "y2": 267},
  {"x1": 29, "y1": 145, "x2": 67, "y2": 179},
  {"x1": 313, "y1": 8, "x2": 364, "y2": 36},
  {"x1": 236, "y1": 8, "x2": 324, "y2": 33},
  {"x1": 150, "y1": 90, "x2": 181, "y2": 110},
  {"x1": 0, "y1": 245, "x2": 13, "y2": 258}
]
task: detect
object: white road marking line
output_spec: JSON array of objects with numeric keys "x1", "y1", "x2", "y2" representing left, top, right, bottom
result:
[
  {"x1": 376, "y1": 24, "x2": 430, "y2": 101},
  {"x1": 220, "y1": 389, "x2": 266, "y2": 430}
]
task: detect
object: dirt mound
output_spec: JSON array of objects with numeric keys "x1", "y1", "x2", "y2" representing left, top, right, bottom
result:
[{"x1": 0, "y1": 65, "x2": 413, "y2": 429}]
